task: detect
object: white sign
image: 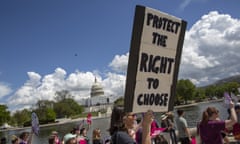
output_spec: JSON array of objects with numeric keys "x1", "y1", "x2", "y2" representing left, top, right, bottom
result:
[{"x1": 124, "y1": 5, "x2": 187, "y2": 113}]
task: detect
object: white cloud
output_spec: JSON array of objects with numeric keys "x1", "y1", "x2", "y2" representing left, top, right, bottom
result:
[
  {"x1": 0, "y1": 83, "x2": 12, "y2": 99},
  {"x1": 179, "y1": 11, "x2": 240, "y2": 86},
  {"x1": 7, "y1": 72, "x2": 42, "y2": 110},
  {"x1": 102, "y1": 72, "x2": 126, "y2": 97},
  {"x1": 109, "y1": 53, "x2": 129, "y2": 73},
  {"x1": 6, "y1": 67, "x2": 127, "y2": 112}
]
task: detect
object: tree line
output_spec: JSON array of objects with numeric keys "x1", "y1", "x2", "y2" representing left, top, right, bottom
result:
[
  {"x1": 175, "y1": 80, "x2": 240, "y2": 105},
  {"x1": 0, "y1": 90, "x2": 84, "y2": 127}
]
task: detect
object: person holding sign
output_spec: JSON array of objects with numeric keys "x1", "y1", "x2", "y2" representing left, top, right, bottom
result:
[
  {"x1": 160, "y1": 112, "x2": 177, "y2": 144},
  {"x1": 232, "y1": 103, "x2": 240, "y2": 142},
  {"x1": 109, "y1": 106, "x2": 153, "y2": 144},
  {"x1": 198, "y1": 100, "x2": 237, "y2": 144},
  {"x1": 19, "y1": 131, "x2": 33, "y2": 144},
  {"x1": 87, "y1": 113, "x2": 92, "y2": 125}
]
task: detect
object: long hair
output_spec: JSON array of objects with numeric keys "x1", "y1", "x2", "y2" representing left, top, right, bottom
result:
[
  {"x1": 92, "y1": 128, "x2": 101, "y2": 140},
  {"x1": 109, "y1": 106, "x2": 127, "y2": 135},
  {"x1": 200, "y1": 107, "x2": 218, "y2": 124}
]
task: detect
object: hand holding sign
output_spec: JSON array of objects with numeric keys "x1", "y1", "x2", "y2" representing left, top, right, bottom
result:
[{"x1": 224, "y1": 92, "x2": 232, "y2": 108}]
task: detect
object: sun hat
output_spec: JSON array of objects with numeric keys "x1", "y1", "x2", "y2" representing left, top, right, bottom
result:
[
  {"x1": 63, "y1": 133, "x2": 76, "y2": 143},
  {"x1": 51, "y1": 131, "x2": 58, "y2": 135},
  {"x1": 161, "y1": 114, "x2": 168, "y2": 120}
]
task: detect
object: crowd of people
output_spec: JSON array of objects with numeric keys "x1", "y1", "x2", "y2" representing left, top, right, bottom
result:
[
  {"x1": 107, "y1": 99, "x2": 240, "y2": 144},
  {"x1": 2, "y1": 98, "x2": 240, "y2": 144},
  {"x1": 0, "y1": 131, "x2": 33, "y2": 144}
]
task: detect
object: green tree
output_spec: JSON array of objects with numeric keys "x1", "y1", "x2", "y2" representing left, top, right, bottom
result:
[
  {"x1": 114, "y1": 97, "x2": 124, "y2": 106},
  {"x1": 34, "y1": 100, "x2": 56, "y2": 123},
  {"x1": 45, "y1": 108, "x2": 56, "y2": 122},
  {"x1": 0, "y1": 105, "x2": 10, "y2": 126},
  {"x1": 225, "y1": 82, "x2": 239, "y2": 94},
  {"x1": 215, "y1": 85, "x2": 225, "y2": 98},
  {"x1": 205, "y1": 85, "x2": 217, "y2": 98},
  {"x1": 54, "y1": 98, "x2": 83, "y2": 118},
  {"x1": 176, "y1": 79, "x2": 196, "y2": 104},
  {"x1": 195, "y1": 88, "x2": 206, "y2": 101},
  {"x1": 11, "y1": 109, "x2": 31, "y2": 126},
  {"x1": 54, "y1": 90, "x2": 83, "y2": 118},
  {"x1": 34, "y1": 108, "x2": 56, "y2": 123}
]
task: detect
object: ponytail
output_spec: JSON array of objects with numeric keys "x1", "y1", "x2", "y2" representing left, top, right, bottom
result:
[{"x1": 200, "y1": 107, "x2": 218, "y2": 124}]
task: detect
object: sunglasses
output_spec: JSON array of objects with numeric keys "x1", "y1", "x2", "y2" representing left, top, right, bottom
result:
[{"x1": 127, "y1": 113, "x2": 136, "y2": 118}]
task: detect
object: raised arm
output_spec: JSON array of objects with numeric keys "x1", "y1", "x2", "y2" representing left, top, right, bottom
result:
[
  {"x1": 142, "y1": 110, "x2": 153, "y2": 144},
  {"x1": 225, "y1": 101, "x2": 237, "y2": 128}
]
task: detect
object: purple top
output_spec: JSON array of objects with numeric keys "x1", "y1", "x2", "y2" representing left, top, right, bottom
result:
[{"x1": 199, "y1": 120, "x2": 225, "y2": 144}]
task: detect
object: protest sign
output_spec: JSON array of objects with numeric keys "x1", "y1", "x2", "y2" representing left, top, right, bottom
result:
[
  {"x1": 124, "y1": 5, "x2": 187, "y2": 113},
  {"x1": 31, "y1": 112, "x2": 39, "y2": 136}
]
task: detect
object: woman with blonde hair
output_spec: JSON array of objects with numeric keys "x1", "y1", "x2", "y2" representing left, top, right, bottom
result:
[{"x1": 92, "y1": 128, "x2": 103, "y2": 144}]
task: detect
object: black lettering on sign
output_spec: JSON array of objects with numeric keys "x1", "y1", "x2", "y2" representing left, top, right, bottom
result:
[
  {"x1": 146, "y1": 13, "x2": 181, "y2": 34},
  {"x1": 152, "y1": 32, "x2": 168, "y2": 47},
  {"x1": 147, "y1": 78, "x2": 159, "y2": 89},
  {"x1": 137, "y1": 93, "x2": 168, "y2": 106},
  {"x1": 139, "y1": 53, "x2": 174, "y2": 74}
]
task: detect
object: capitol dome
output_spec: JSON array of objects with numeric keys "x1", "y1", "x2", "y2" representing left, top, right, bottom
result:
[{"x1": 90, "y1": 77, "x2": 104, "y2": 97}]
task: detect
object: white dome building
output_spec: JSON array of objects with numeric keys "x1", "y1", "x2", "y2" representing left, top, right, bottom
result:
[
  {"x1": 90, "y1": 77, "x2": 104, "y2": 97},
  {"x1": 87, "y1": 77, "x2": 108, "y2": 106}
]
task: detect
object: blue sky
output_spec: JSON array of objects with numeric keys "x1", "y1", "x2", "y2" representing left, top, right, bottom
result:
[{"x1": 1, "y1": 0, "x2": 240, "y2": 112}]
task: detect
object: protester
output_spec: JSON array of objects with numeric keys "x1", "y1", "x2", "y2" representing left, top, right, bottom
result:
[
  {"x1": 48, "y1": 135, "x2": 56, "y2": 144},
  {"x1": 11, "y1": 135, "x2": 20, "y2": 144},
  {"x1": 63, "y1": 133, "x2": 77, "y2": 144},
  {"x1": 175, "y1": 109, "x2": 191, "y2": 144},
  {"x1": 0, "y1": 137, "x2": 7, "y2": 144},
  {"x1": 92, "y1": 128, "x2": 103, "y2": 144},
  {"x1": 150, "y1": 114, "x2": 159, "y2": 136},
  {"x1": 109, "y1": 106, "x2": 153, "y2": 144},
  {"x1": 232, "y1": 103, "x2": 240, "y2": 142},
  {"x1": 198, "y1": 100, "x2": 237, "y2": 144},
  {"x1": 109, "y1": 106, "x2": 136, "y2": 144},
  {"x1": 71, "y1": 127, "x2": 81, "y2": 143},
  {"x1": 79, "y1": 127, "x2": 90, "y2": 144},
  {"x1": 161, "y1": 112, "x2": 177, "y2": 144},
  {"x1": 49, "y1": 131, "x2": 61, "y2": 144},
  {"x1": 87, "y1": 113, "x2": 92, "y2": 125},
  {"x1": 19, "y1": 131, "x2": 33, "y2": 144}
]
